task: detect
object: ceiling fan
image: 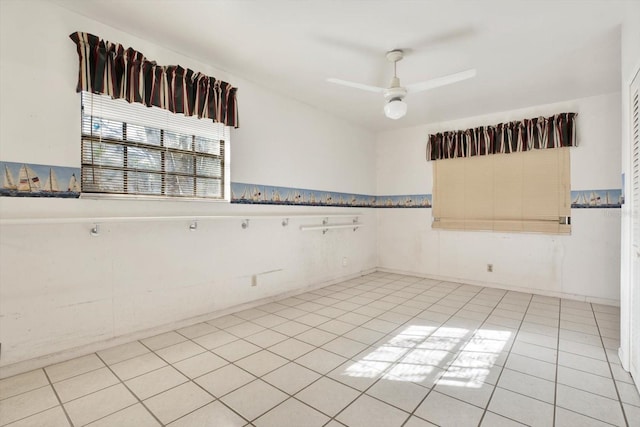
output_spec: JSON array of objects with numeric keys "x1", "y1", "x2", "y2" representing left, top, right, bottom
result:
[{"x1": 327, "y1": 50, "x2": 476, "y2": 120}]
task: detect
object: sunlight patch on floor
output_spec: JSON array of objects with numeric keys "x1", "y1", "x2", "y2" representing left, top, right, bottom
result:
[{"x1": 338, "y1": 325, "x2": 511, "y2": 388}]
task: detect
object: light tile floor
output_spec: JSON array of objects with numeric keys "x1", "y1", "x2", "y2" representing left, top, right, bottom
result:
[{"x1": 1, "y1": 272, "x2": 639, "y2": 426}]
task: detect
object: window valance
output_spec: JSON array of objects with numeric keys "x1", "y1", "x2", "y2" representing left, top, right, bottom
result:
[
  {"x1": 426, "y1": 113, "x2": 576, "y2": 161},
  {"x1": 69, "y1": 32, "x2": 239, "y2": 128}
]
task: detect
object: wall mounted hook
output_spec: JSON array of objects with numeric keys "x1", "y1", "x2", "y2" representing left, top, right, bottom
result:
[
  {"x1": 242, "y1": 219, "x2": 250, "y2": 229},
  {"x1": 90, "y1": 224, "x2": 100, "y2": 236},
  {"x1": 282, "y1": 218, "x2": 289, "y2": 227},
  {"x1": 189, "y1": 221, "x2": 198, "y2": 231}
]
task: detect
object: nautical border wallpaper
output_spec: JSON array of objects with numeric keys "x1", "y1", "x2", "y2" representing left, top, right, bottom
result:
[
  {"x1": 375, "y1": 194, "x2": 432, "y2": 208},
  {"x1": 230, "y1": 182, "x2": 376, "y2": 207},
  {"x1": 570, "y1": 189, "x2": 622, "y2": 209},
  {"x1": 0, "y1": 161, "x2": 624, "y2": 209},
  {"x1": 0, "y1": 161, "x2": 81, "y2": 198},
  {"x1": 230, "y1": 182, "x2": 432, "y2": 208}
]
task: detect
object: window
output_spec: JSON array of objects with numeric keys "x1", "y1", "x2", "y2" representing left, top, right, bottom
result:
[
  {"x1": 80, "y1": 92, "x2": 230, "y2": 200},
  {"x1": 432, "y1": 148, "x2": 571, "y2": 234}
]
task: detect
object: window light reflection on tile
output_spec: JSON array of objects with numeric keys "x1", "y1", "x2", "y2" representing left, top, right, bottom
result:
[
  {"x1": 361, "y1": 346, "x2": 409, "y2": 363},
  {"x1": 399, "y1": 325, "x2": 438, "y2": 337},
  {"x1": 383, "y1": 363, "x2": 442, "y2": 383},
  {"x1": 417, "y1": 336, "x2": 461, "y2": 351},
  {"x1": 402, "y1": 348, "x2": 454, "y2": 366},
  {"x1": 339, "y1": 325, "x2": 510, "y2": 390},
  {"x1": 341, "y1": 360, "x2": 390, "y2": 379},
  {"x1": 436, "y1": 366, "x2": 491, "y2": 388},
  {"x1": 430, "y1": 327, "x2": 470, "y2": 338},
  {"x1": 463, "y1": 338, "x2": 508, "y2": 353},
  {"x1": 433, "y1": 330, "x2": 511, "y2": 389},
  {"x1": 474, "y1": 329, "x2": 512, "y2": 341},
  {"x1": 452, "y1": 351, "x2": 502, "y2": 368},
  {"x1": 384, "y1": 335, "x2": 424, "y2": 348}
]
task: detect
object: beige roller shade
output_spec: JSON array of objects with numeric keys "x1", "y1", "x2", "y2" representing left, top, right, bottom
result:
[{"x1": 432, "y1": 148, "x2": 571, "y2": 234}]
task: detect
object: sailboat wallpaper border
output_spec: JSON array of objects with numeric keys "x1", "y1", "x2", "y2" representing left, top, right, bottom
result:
[
  {"x1": 230, "y1": 182, "x2": 378, "y2": 207},
  {"x1": 0, "y1": 161, "x2": 81, "y2": 198},
  {"x1": 375, "y1": 194, "x2": 432, "y2": 208},
  {"x1": 230, "y1": 182, "x2": 432, "y2": 208},
  {"x1": 571, "y1": 189, "x2": 622, "y2": 208}
]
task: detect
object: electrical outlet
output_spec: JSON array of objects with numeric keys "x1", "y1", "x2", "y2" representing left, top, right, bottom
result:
[
  {"x1": 342, "y1": 257, "x2": 348, "y2": 267},
  {"x1": 251, "y1": 275, "x2": 257, "y2": 286},
  {"x1": 487, "y1": 264, "x2": 493, "y2": 272}
]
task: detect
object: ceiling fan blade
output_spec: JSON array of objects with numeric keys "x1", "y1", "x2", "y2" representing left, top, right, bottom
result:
[
  {"x1": 406, "y1": 69, "x2": 477, "y2": 93},
  {"x1": 406, "y1": 27, "x2": 477, "y2": 52},
  {"x1": 314, "y1": 35, "x2": 383, "y2": 58},
  {"x1": 326, "y1": 78, "x2": 385, "y2": 93}
]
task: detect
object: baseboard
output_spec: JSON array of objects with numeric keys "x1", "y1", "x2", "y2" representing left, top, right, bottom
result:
[
  {"x1": 0, "y1": 268, "x2": 375, "y2": 379},
  {"x1": 375, "y1": 267, "x2": 621, "y2": 307}
]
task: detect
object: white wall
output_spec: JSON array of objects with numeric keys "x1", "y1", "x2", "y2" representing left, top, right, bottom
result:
[
  {"x1": 619, "y1": 0, "x2": 640, "y2": 374},
  {"x1": 0, "y1": 0, "x2": 377, "y2": 373},
  {"x1": 376, "y1": 92, "x2": 622, "y2": 303}
]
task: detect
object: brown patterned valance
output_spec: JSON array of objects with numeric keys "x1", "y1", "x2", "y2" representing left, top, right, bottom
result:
[
  {"x1": 426, "y1": 113, "x2": 576, "y2": 161},
  {"x1": 69, "y1": 32, "x2": 239, "y2": 128}
]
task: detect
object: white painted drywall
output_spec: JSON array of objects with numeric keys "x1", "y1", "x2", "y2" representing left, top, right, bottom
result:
[
  {"x1": 376, "y1": 92, "x2": 622, "y2": 303},
  {"x1": 0, "y1": 0, "x2": 377, "y2": 372},
  {"x1": 619, "y1": 0, "x2": 640, "y2": 375}
]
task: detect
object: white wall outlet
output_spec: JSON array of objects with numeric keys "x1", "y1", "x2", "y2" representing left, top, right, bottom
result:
[
  {"x1": 342, "y1": 257, "x2": 348, "y2": 267},
  {"x1": 487, "y1": 264, "x2": 493, "y2": 272},
  {"x1": 251, "y1": 275, "x2": 257, "y2": 286}
]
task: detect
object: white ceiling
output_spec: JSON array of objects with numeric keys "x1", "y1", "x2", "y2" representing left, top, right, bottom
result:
[{"x1": 54, "y1": 0, "x2": 625, "y2": 131}]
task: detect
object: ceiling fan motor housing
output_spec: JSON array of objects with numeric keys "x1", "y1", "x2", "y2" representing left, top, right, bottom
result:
[{"x1": 384, "y1": 85, "x2": 407, "y2": 101}]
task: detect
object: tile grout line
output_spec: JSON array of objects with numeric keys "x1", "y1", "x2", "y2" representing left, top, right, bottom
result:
[
  {"x1": 245, "y1": 275, "x2": 445, "y2": 424},
  {"x1": 180, "y1": 275, "x2": 439, "y2": 424},
  {"x1": 221, "y1": 275, "x2": 455, "y2": 425},
  {"x1": 0, "y1": 384, "x2": 70, "y2": 427},
  {"x1": 128, "y1": 276, "x2": 633, "y2": 425},
  {"x1": 339, "y1": 279, "x2": 516, "y2": 425},
  {"x1": 168, "y1": 323, "x2": 317, "y2": 426},
  {"x1": 360, "y1": 282, "x2": 493, "y2": 423},
  {"x1": 426, "y1": 288, "x2": 551, "y2": 423},
  {"x1": 134, "y1": 336, "x2": 255, "y2": 426},
  {"x1": 41, "y1": 369, "x2": 75, "y2": 427},
  {"x1": 554, "y1": 406, "x2": 621, "y2": 427},
  {"x1": 400, "y1": 289, "x2": 514, "y2": 426},
  {"x1": 472, "y1": 289, "x2": 535, "y2": 426},
  {"x1": 401, "y1": 295, "x2": 500, "y2": 426},
  {"x1": 589, "y1": 302, "x2": 630, "y2": 427},
  {"x1": 92, "y1": 352, "x2": 166, "y2": 426},
  {"x1": 552, "y1": 298, "x2": 562, "y2": 427},
  {"x1": 175, "y1": 377, "x2": 253, "y2": 426},
  {"x1": 327, "y1": 278, "x2": 473, "y2": 426}
]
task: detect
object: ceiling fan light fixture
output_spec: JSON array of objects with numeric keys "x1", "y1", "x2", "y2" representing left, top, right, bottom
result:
[
  {"x1": 327, "y1": 47, "x2": 476, "y2": 122},
  {"x1": 384, "y1": 99, "x2": 407, "y2": 120}
]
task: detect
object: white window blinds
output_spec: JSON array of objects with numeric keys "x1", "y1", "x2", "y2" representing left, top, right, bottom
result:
[{"x1": 81, "y1": 92, "x2": 229, "y2": 199}]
